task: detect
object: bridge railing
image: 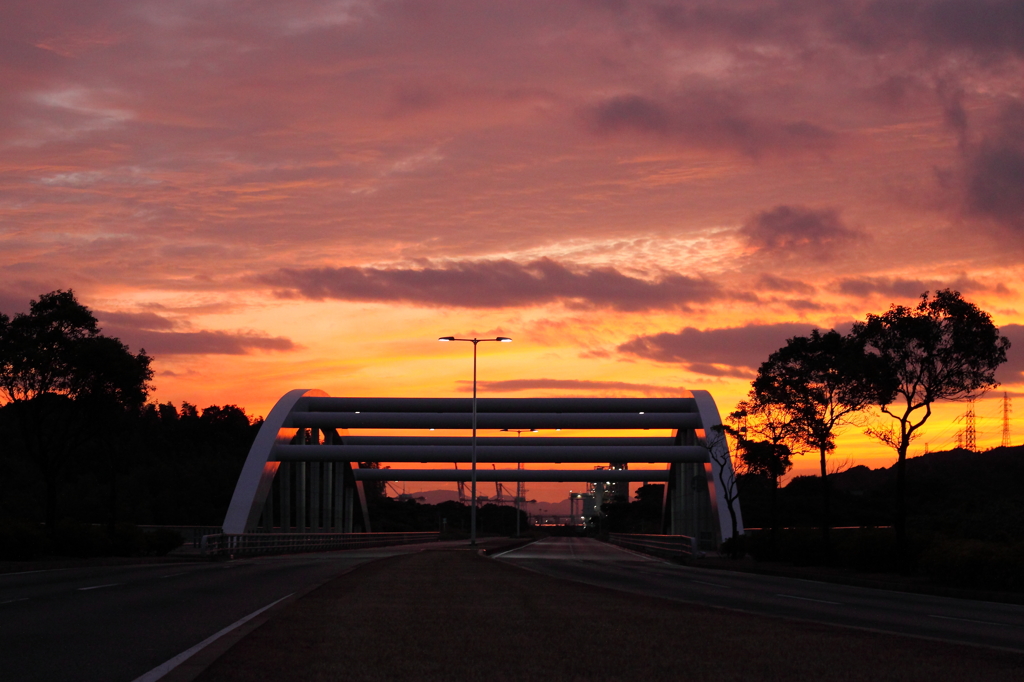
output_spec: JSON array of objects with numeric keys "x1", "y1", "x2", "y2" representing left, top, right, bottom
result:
[
  {"x1": 201, "y1": 531, "x2": 439, "y2": 558},
  {"x1": 607, "y1": 532, "x2": 696, "y2": 560}
]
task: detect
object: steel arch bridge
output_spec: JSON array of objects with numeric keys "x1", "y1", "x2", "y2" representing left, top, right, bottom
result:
[{"x1": 223, "y1": 389, "x2": 744, "y2": 548}]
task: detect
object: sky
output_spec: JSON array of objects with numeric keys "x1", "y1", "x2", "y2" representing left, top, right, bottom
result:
[{"x1": 2, "y1": 1, "x2": 1023, "y2": 502}]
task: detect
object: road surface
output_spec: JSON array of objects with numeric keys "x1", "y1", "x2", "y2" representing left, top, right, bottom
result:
[
  {"x1": 498, "y1": 537, "x2": 1024, "y2": 653},
  {"x1": 0, "y1": 541, "x2": 455, "y2": 682}
]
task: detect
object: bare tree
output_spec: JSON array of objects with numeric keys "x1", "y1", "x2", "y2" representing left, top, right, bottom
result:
[{"x1": 707, "y1": 424, "x2": 742, "y2": 549}]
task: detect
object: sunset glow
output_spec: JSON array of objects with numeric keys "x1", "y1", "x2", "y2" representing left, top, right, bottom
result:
[{"x1": 3, "y1": 1, "x2": 1023, "y2": 501}]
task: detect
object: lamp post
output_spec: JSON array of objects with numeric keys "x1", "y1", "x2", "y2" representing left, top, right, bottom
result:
[{"x1": 439, "y1": 335, "x2": 511, "y2": 545}]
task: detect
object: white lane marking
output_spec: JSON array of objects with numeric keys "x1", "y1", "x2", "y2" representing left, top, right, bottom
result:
[
  {"x1": 776, "y1": 593, "x2": 842, "y2": 605},
  {"x1": 929, "y1": 614, "x2": 1022, "y2": 628},
  {"x1": 78, "y1": 583, "x2": 121, "y2": 591},
  {"x1": 131, "y1": 592, "x2": 294, "y2": 682},
  {"x1": 1, "y1": 597, "x2": 29, "y2": 604},
  {"x1": 1, "y1": 561, "x2": 205, "y2": 579},
  {"x1": 490, "y1": 547, "x2": 525, "y2": 559},
  {"x1": 693, "y1": 580, "x2": 728, "y2": 588},
  {"x1": 0, "y1": 568, "x2": 70, "y2": 577},
  {"x1": 161, "y1": 573, "x2": 186, "y2": 579}
]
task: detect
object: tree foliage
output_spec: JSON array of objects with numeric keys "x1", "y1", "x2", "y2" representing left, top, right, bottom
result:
[
  {"x1": 853, "y1": 289, "x2": 1010, "y2": 559},
  {"x1": 0, "y1": 291, "x2": 153, "y2": 528},
  {"x1": 751, "y1": 329, "x2": 888, "y2": 544}
]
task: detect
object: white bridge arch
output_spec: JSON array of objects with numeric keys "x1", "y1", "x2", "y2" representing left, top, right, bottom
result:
[{"x1": 223, "y1": 390, "x2": 744, "y2": 547}]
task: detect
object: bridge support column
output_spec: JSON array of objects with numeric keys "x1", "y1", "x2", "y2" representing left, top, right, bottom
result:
[
  {"x1": 280, "y1": 462, "x2": 291, "y2": 532},
  {"x1": 296, "y1": 460, "x2": 306, "y2": 532},
  {"x1": 344, "y1": 474, "x2": 354, "y2": 533},
  {"x1": 323, "y1": 461, "x2": 333, "y2": 531},
  {"x1": 310, "y1": 464, "x2": 321, "y2": 533},
  {"x1": 263, "y1": 478, "x2": 275, "y2": 531},
  {"x1": 333, "y1": 464, "x2": 343, "y2": 531}
]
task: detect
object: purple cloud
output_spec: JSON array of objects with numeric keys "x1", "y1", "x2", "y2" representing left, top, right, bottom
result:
[
  {"x1": 96, "y1": 310, "x2": 176, "y2": 331},
  {"x1": 996, "y1": 323, "x2": 1024, "y2": 384},
  {"x1": 259, "y1": 258, "x2": 737, "y2": 311},
  {"x1": 756, "y1": 274, "x2": 816, "y2": 294},
  {"x1": 588, "y1": 93, "x2": 836, "y2": 157},
  {"x1": 101, "y1": 327, "x2": 297, "y2": 356},
  {"x1": 97, "y1": 310, "x2": 296, "y2": 356},
  {"x1": 964, "y1": 102, "x2": 1024, "y2": 232},
  {"x1": 618, "y1": 322, "x2": 825, "y2": 376},
  {"x1": 650, "y1": 1, "x2": 1024, "y2": 58},
  {"x1": 740, "y1": 205, "x2": 861, "y2": 255},
  {"x1": 836, "y1": 274, "x2": 1007, "y2": 299}
]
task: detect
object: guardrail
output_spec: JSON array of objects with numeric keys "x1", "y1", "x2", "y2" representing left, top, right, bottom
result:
[
  {"x1": 201, "y1": 531, "x2": 439, "y2": 558},
  {"x1": 137, "y1": 525, "x2": 223, "y2": 549},
  {"x1": 607, "y1": 532, "x2": 696, "y2": 560}
]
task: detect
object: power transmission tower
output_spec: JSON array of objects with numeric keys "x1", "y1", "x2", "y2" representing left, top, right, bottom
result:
[
  {"x1": 1002, "y1": 391, "x2": 1013, "y2": 448},
  {"x1": 964, "y1": 400, "x2": 977, "y2": 452}
]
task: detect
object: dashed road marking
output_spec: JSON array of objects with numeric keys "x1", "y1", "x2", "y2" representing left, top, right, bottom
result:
[
  {"x1": 78, "y1": 583, "x2": 121, "y2": 591},
  {"x1": 929, "y1": 614, "x2": 1022, "y2": 628},
  {"x1": 776, "y1": 593, "x2": 841, "y2": 605}
]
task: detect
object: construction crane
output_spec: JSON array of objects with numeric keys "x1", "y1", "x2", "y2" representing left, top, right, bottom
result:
[{"x1": 454, "y1": 462, "x2": 467, "y2": 504}]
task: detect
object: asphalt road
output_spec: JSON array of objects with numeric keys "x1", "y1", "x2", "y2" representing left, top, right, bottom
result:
[
  {"x1": 498, "y1": 537, "x2": 1024, "y2": 653},
  {"x1": 0, "y1": 541, "x2": 459, "y2": 682}
]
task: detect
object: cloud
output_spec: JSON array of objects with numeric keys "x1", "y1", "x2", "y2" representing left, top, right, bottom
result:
[
  {"x1": 836, "y1": 274, "x2": 1007, "y2": 299},
  {"x1": 756, "y1": 274, "x2": 816, "y2": 294},
  {"x1": 101, "y1": 328, "x2": 297, "y2": 356},
  {"x1": 996, "y1": 323, "x2": 1024, "y2": 384},
  {"x1": 740, "y1": 205, "x2": 861, "y2": 256},
  {"x1": 258, "y1": 258, "x2": 736, "y2": 311},
  {"x1": 96, "y1": 310, "x2": 176, "y2": 331},
  {"x1": 650, "y1": 0, "x2": 1024, "y2": 58},
  {"x1": 964, "y1": 102, "x2": 1024, "y2": 232},
  {"x1": 97, "y1": 310, "x2": 296, "y2": 355},
  {"x1": 618, "y1": 322, "x2": 825, "y2": 376},
  {"x1": 469, "y1": 378, "x2": 680, "y2": 395},
  {"x1": 828, "y1": 0, "x2": 1024, "y2": 56},
  {"x1": 588, "y1": 93, "x2": 836, "y2": 157}
]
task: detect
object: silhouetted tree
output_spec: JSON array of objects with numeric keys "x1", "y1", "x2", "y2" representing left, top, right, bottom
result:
[
  {"x1": 707, "y1": 425, "x2": 742, "y2": 543},
  {"x1": 752, "y1": 329, "x2": 886, "y2": 546},
  {"x1": 358, "y1": 462, "x2": 387, "y2": 502},
  {"x1": 0, "y1": 291, "x2": 152, "y2": 528},
  {"x1": 853, "y1": 289, "x2": 1009, "y2": 562},
  {"x1": 601, "y1": 484, "x2": 664, "y2": 533},
  {"x1": 728, "y1": 400, "x2": 801, "y2": 549}
]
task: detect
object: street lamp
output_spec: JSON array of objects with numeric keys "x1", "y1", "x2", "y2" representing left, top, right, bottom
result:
[{"x1": 439, "y1": 335, "x2": 512, "y2": 545}]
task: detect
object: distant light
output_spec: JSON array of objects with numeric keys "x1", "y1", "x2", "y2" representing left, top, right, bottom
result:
[
  {"x1": 429, "y1": 428, "x2": 435, "y2": 431},
  {"x1": 355, "y1": 411, "x2": 360, "y2": 414}
]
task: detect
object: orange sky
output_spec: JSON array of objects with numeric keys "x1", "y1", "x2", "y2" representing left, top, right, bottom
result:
[{"x1": 2, "y1": 1, "x2": 1023, "y2": 502}]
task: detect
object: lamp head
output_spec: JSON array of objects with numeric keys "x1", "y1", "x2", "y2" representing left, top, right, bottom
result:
[
  {"x1": 497, "y1": 336, "x2": 512, "y2": 342},
  {"x1": 438, "y1": 336, "x2": 455, "y2": 342}
]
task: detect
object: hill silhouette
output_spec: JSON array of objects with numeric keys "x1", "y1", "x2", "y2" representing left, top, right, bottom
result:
[{"x1": 742, "y1": 445, "x2": 1024, "y2": 542}]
